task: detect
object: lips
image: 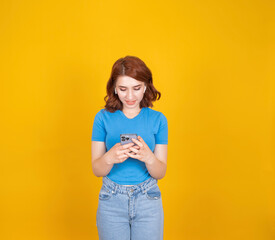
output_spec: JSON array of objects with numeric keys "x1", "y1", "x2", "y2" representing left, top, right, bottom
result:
[{"x1": 126, "y1": 100, "x2": 136, "y2": 105}]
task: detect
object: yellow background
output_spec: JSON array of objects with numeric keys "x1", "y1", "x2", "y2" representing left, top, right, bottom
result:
[{"x1": 0, "y1": 0, "x2": 274, "y2": 239}]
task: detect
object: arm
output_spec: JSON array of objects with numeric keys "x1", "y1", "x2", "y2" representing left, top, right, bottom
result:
[
  {"x1": 91, "y1": 141, "x2": 134, "y2": 177},
  {"x1": 145, "y1": 144, "x2": 168, "y2": 180},
  {"x1": 127, "y1": 137, "x2": 168, "y2": 180},
  {"x1": 91, "y1": 141, "x2": 113, "y2": 177}
]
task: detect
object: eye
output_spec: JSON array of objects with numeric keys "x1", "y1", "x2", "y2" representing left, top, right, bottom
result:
[
  {"x1": 134, "y1": 88, "x2": 141, "y2": 91},
  {"x1": 120, "y1": 89, "x2": 126, "y2": 91}
]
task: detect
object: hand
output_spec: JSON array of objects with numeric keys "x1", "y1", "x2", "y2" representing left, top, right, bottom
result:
[
  {"x1": 105, "y1": 142, "x2": 135, "y2": 165},
  {"x1": 125, "y1": 136, "x2": 155, "y2": 164}
]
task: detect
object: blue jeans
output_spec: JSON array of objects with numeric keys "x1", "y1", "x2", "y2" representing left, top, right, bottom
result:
[{"x1": 96, "y1": 176, "x2": 164, "y2": 240}]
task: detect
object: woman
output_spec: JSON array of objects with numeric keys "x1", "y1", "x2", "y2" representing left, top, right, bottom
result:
[{"x1": 91, "y1": 55, "x2": 168, "y2": 240}]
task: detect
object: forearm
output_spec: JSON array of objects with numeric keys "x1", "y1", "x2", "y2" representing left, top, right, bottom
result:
[
  {"x1": 145, "y1": 154, "x2": 167, "y2": 180},
  {"x1": 92, "y1": 153, "x2": 114, "y2": 177}
]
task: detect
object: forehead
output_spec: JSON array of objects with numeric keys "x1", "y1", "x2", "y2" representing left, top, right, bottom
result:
[{"x1": 116, "y1": 76, "x2": 143, "y2": 87}]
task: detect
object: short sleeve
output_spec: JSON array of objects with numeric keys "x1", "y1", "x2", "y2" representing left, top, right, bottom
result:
[
  {"x1": 91, "y1": 110, "x2": 106, "y2": 142},
  {"x1": 155, "y1": 113, "x2": 168, "y2": 144}
]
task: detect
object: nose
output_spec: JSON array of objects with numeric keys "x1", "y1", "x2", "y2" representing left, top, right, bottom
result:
[{"x1": 126, "y1": 89, "x2": 134, "y2": 100}]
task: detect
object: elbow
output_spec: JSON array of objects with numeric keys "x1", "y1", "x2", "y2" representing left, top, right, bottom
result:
[
  {"x1": 92, "y1": 167, "x2": 102, "y2": 178},
  {"x1": 154, "y1": 171, "x2": 167, "y2": 180},
  {"x1": 92, "y1": 166, "x2": 105, "y2": 178},
  {"x1": 91, "y1": 163, "x2": 101, "y2": 177},
  {"x1": 92, "y1": 171, "x2": 103, "y2": 178},
  {"x1": 157, "y1": 166, "x2": 167, "y2": 180},
  {"x1": 93, "y1": 172, "x2": 101, "y2": 178},
  {"x1": 156, "y1": 173, "x2": 166, "y2": 180}
]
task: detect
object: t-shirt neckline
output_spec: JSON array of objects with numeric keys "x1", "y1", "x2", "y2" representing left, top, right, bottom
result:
[{"x1": 119, "y1": 107, "x2": 145, "y2": 120}]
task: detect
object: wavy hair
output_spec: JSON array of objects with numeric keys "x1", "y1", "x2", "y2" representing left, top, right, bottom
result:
[{"x1": 104, "y1": 56, "x2": 161, "y2": 112}]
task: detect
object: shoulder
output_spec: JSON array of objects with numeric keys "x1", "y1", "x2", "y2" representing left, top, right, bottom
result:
[
  {"x1": 147, "y1": 108, "x2": 167, "y2": 120},
  {"x1": 95, "y1": 108, "x2": 112, "y2": 117},
  {"x1": 94, "y1": 108, "x2": 118, "y2": 123},
  {"x1": 93, "y1": 108, "x2": 107, "y2": 121},
  {"x1": 94, "y1": 109, "x2": 103, "y2": 119}
]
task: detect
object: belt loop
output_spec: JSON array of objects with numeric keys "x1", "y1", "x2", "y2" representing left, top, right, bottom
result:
[
  {"x1": 141, "y1": 185, "x2": 146, "y2": 194},
  {"x1": 112, "y1": 184, "x2": 117, "y2": 194}
]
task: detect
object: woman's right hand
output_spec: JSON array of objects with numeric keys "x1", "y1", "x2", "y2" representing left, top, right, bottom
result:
[{"x1": 105, "y1": 142, "x2": 136, "y2": 165}]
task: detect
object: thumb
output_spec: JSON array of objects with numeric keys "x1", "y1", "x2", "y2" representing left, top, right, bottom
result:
[{"x1": 138, "y1": 136, "x2": 144, "y2": 143}]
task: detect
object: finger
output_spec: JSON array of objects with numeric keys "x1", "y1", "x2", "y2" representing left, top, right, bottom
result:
[
  {"x1": 115, "y1": 158, "x2": 127, "y2": 164},
  {"x1": 120, "y1": 142, "x2": 135, "y2": 150},
  {"x1": 129, "y1": 147, "x2": 139, "y2": 154},
  {"x1": 125, "y1": 151, "x2": 141, "y2": 160},
  {"x1": 116, "y1": 154, "x2": 128, "y2": 163},
  {"x1": 119, "y1": 148, "x2": 133, "y2": 154},
  {"x1": 132, "y1": 138, "x2": 143, "y2": 148},
  {"x1": 138, "y1": 136, "x2": 147, "y2": 145},
  {"x1": 115, "y1": 158, "x2": 124, "y2": 163}
]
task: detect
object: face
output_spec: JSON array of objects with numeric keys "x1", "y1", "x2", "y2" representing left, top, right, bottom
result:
[{"x1": 115, "y1": 75, "x2": 146, "y2": 110}]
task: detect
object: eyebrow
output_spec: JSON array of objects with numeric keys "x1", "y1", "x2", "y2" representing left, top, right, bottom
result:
[{"x1": 118, "y1": 84, "x2": 142, "y2": 88}]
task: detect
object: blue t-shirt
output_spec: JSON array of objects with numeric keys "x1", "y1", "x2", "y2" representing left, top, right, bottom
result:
[{"x1": 91, "y1": 107, "x2": 168, "y2": 185}]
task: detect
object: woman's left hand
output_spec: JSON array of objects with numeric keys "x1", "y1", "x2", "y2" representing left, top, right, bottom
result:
[{"x1": 125, "y1": 136, "x2": 155, "y2": 164}]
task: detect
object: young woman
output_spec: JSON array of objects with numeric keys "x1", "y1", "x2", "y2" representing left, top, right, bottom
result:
[{"x1": 91, "y1": 55, "x2": 168, "y2": 240}]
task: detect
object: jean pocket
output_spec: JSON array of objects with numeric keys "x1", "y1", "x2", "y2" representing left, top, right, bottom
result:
[
  {"x1": 145, "y1": 184, "x2": 161, "y2": 200},
  {"x1": 99, "y1": 186, "x2": 112, "y2": 200}
]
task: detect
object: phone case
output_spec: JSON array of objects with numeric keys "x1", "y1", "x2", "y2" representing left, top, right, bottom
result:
[{"x1": 120, "y1": 133, "x2": 138, "y2": 145}]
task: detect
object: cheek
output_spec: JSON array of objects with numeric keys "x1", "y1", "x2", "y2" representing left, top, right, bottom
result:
[
  {"x1": 137, "y1": 92, "x2": 144, "y2": 99},
  {"x1": 118, "y1": 92, "x2": 126, "y2": 98}
]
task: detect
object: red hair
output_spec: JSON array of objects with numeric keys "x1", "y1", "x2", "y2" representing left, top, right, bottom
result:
[{"x1": 104, "y1": 56, "x2": 161, "y2": 112}]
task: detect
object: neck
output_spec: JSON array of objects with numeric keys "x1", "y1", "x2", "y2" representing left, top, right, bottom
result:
[{"x1": 122, "y1": 107, "x2": 142, "y2": 115}]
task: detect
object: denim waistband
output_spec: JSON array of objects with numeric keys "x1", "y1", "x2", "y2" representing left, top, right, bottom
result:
[{"x1": 102, "y1": 176, "x2": 157, "y2": 195}]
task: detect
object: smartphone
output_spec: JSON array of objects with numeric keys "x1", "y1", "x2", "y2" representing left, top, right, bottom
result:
[{"x1": 120, "y1": 133, "x2": 138, "y2": 146}]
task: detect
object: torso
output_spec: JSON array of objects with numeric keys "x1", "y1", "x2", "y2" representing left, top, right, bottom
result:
[
  {"x1": 122, "y1": 108, "x2": 142, "y2": 119},
  {"x1": 93, "y1": 107, "x2": 168, "y2": 185}
]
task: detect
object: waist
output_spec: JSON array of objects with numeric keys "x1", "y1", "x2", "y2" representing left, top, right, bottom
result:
[{"x1": 102, "y1": 176, "x2": 157, "y2": 195}]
